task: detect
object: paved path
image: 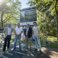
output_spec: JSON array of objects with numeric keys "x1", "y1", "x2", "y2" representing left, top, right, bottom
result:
[
  {"x1": 0, "y1": 42, "x2": 58, "y2": 58},
  {"x1": 0, "y1": 47, "x2": 58, "y2": 58},
  {"x1": 0, "y1": 49, "x2": 49, "y2": 58}
]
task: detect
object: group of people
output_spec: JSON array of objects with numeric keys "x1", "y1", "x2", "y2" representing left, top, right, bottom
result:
[{"x1": 2, "y1": 22, "x2": 41, "y2": 53}]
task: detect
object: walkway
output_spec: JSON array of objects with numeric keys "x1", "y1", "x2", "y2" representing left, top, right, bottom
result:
[{"x1": 0, "y1": 47, "x2": 58, "y2": 58}]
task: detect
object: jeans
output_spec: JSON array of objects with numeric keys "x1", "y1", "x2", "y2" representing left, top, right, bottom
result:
[
  {"x1": 3, "y1": 35, "x2": 11, "y2": 52},
  {"x1": 26, "y1": 37, "x2": 32, "y2": 49},
  {"x1": 33, "y1": 35, "x2": 41, "y2": 50},
  {"x1": 14, "y1": 35, "x2": 21, "y2": 50}
]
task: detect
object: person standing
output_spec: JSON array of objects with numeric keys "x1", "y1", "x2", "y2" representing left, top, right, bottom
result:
[
  {"x1": 32, "y1": 22, "x2": 41, "y2": 51},
  {"x1": 23, "y1": 26, "x2": 27, "y2": 37},
  {"x1": 26, "y1": 24, "x2": 33, "y2": 49},
  {"x1": 3, "y1": 24, "x2": 13, "y2": 52},
  {"x1": 21, "y1": 26, "x2": 27, "y2": 41},
  {"x1": 13, "y1": 24, "x2": 22, "y2": 50}
]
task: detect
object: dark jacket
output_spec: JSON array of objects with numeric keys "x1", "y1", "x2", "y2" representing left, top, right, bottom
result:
[
  {"x1": 23, "y1": 28, "x2": 26, "y2": 36},
  {"x1": 27, "y1": 26, "x2": 33, "y2": 38}
]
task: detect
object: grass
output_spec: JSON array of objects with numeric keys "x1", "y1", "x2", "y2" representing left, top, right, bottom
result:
[
  {"x1": 47, "y1": 36, "x2": 57, "y2": 42},
  {"x1": 45, "y1": 36, "x2": 58, "y2": 48}
]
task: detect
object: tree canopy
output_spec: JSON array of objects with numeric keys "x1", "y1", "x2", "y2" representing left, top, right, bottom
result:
[
  {"x1": 0, "y1": 0, "x2": 21, "y2": 28},
  {"x1": 28, "y1": 0, "x2": 57, "y2": 37}
]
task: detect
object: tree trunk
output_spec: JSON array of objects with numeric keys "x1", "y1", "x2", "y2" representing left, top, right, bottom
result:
[
  {"x1": 55, "y1": 0, "x2": 58, "y2": 40},
  {"x1": 1, "y1": 12, "x2": 4, "y2": 28}
]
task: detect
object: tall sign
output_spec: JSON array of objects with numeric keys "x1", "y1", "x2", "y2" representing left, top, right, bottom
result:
[{"x1": 20, "y1": 7, "x2": 37, "y2": 25}]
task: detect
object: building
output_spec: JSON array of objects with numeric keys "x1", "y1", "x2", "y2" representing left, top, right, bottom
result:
[{"x1": 20, "y1": 7, "x2": 37, "y2": 25}]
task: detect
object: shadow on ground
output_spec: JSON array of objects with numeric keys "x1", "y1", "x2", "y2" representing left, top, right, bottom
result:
[
  {"x1": 0, "y1": 43, "x2": 58, "y2": 58},
  {"x1": 0, "y1": 49, "x2": 51, "y2": 58}
]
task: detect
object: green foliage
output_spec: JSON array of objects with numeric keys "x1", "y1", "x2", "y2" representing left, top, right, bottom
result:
[
  {"x1": 0, "y1": 0, "x2": 21, "y2": 26},
  {"x1": 28, "y1": 0, "x2": 57, "y2": 36}
]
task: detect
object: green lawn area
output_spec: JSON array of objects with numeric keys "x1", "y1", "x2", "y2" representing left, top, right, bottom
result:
[
  {"x1": 40, "y1": 34, "x2": 58, "y2": 48},
  {"x1": 47, "y1": 36, "x2": 58, "y2": 48},
  {"x1": 47, "y1": 36, "x2": 57, "y2": 42}
]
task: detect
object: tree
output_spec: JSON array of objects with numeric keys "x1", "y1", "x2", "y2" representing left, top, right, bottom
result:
[
  {"x1": 55, "y1": 0, "x2": 58, "y2": 39},
  {"x1": 28, "y1": 0, "x2": 57, "y2": 36},
  {"x1": 0, "y1": 0, "x2": 21, "y2": 28}
]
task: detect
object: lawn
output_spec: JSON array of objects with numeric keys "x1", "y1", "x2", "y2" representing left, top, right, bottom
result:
[
  {"x1": 47, "y1": 36, "x2": 57, "y2": 42},
  {"x1": 44, "y1": 36, "x2": 58, "y2": 48}
]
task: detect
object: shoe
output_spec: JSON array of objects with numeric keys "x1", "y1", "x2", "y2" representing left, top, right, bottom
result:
[
  {"x1": 2, "y1": 51, "x2": 6, "y2": 54},
  {"x1": 6, "y1": 51, "x2": 9, "y2": 53},
  {"x1": 19, "y1": 49, "x2": 22, "y2": 51},
  {"x1": 34, "y1": 48, "x2": 37, "y2": 51},
  {"x1": 7, "y1": 48, "x2": 10, "y2": 52},
  {"x1": 12, "y1": 49, "x2": 16, "y2": 51}
]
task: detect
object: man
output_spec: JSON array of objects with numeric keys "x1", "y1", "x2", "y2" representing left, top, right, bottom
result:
[
  {"x1": 3, "y1": 24, "x2": 13, "y2": 52},
  {"x1": 23, "y1": 26, "x2": 27, "y2": 37},
  {"x1": 33, "y1": 22, "x2": 41, "y2": 51},
  {"x1": 26, "y1": 24, "x2": 33, "y2": 49},
  {"x1": 27, "y1": 25, "x2": 33, "y2": 39},
  {"x1": 13, "y1": 24, "x2": 22, "y2": 50}
]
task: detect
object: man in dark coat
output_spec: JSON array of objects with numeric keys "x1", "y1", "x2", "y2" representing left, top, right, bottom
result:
[
  {"x1": 27, "y1": 25, "x2": 33, "y2": 38},
  {"x1": 26, "y1": 24, "x2": 33, "y2": 49}
]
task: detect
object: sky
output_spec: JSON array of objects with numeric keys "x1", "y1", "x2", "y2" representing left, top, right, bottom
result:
[{"x1": 19, "y1": 0, "x2": 30, "y2": 9}]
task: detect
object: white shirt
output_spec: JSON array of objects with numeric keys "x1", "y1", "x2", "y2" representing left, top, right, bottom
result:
[
  {"x1": 15, "y1": 27, "x2": 22, "y2": 35},
  {"x1": 21, "y1": 32, "x2": 25, "y2": 41},
  {"x1": 7, "y1": 27, "x2": 12, "y2": 35},
  {"x1": 33, "y1": 26, "x2": 39, "y2": 36}
]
